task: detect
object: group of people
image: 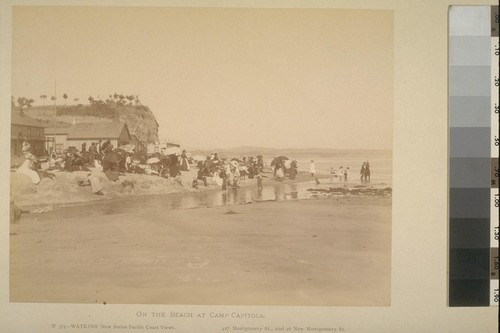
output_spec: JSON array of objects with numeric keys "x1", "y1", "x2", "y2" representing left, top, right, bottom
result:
[
  {"x1": 328, "y1": 165, "x2": 350, "y2": 182},
  {"x1": 360, "y1": 161, "x2": 371, "y2": 183},
  {"x1": 19, "y1": 138, "x2": 376, "y2": 198},
  {"x1": 193, "y1": 154, "x2": 266, "y2": 190},
  {"x1": 274, "y1": 160, "x2": 298, "y2": 181},
  {"x1": 44, "y1": 139, "x2": 116, "y2": 173},
  {"x1": 326, "y1": 162, "x2": 371, "y2": 183}
]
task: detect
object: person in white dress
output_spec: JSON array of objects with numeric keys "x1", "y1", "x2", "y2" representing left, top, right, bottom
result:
[{"x1": 309, "y1": 160, "x2": 316, "y2": 177}]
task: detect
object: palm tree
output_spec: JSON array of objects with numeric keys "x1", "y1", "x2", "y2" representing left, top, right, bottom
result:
[
  {"x1": 63, "y1": 93, "x2": 68, "y2": 106},
  {"x1": 40, "y1": 94, "x2": 47, "y2": 105}
]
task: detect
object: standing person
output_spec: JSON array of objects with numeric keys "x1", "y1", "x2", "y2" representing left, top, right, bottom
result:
[
  {"x1": 256, "y1": 155, "x2": 264, "y2": 173},
  {"x1": 344, "y1": 167, "x2": 350, "y2": 182},
  {"x1": 330, "y1": 167, "x2": 335, "y2": 182},
  {"x1": 276, "y1": 165, "x2": 284, "y2": 181},
  {"x1": 21, "y1": 141, "x2": 31, "y2": 158},
  {"x1": 169, "y1": 154, "x2": 180, "y2": 177},
  {"x1": 179, "y1": 149, "x2": 190, "y2": 171},
  {"x1": 365, "y1": 161, "x2": 371, "y2": 183},
  {"x1": 230, "y1": 162, "x2": 241, "y2": 188},
  {"x1": 360, "y1": 162, "x2": 366, "y2": 183},
  {"x1": 125, "y1": 153, "x2": 132, "y2": 172},
  {"x1": 89, "y1": 142, "x2": 97, "y2": 155},
  {"x1": 289, "y1": 160, "x2": 298, "y2": 180},
  {"x1": 309, "y1": 160, "x2": 316, "y2": 177},
  {"x1": 101, "y1": 139, "x2": 112, "y2": 154},
  {"x1": 256, "y1": 172, "x2": 263, "y2": 191},
  {"x1": 338, "y1": 166, "x2": 344, "y2": 183},
  {"x1": 219, "y1": 163, "x2": 227, "y2": 190},
  {"x1": 81, "y1": 142, "x2": 87, "y2": 153}
]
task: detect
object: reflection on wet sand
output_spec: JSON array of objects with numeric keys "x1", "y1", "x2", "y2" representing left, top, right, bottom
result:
[
  {"x1": 42, "y1": 180, "x2": 390, "y2": 219},
  {"x1": 49, "y1": 182, "x2": 310, "y2": 218}
]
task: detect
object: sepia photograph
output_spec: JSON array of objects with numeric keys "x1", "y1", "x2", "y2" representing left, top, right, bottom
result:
[
  {"x1": 2, "y1": 1, "x2": 499, "y2": 332},
  {"x1": 8, "y1": 6, "x2": 393, "y2": 306}
]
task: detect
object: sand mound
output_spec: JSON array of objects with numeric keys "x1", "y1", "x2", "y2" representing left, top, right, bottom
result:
[
  {"x1": 10, "y1": 172, "x2": 37, "y2": 198},
  {"x1": 10, "y1": 168, "x2": 205, "y2": 208}
]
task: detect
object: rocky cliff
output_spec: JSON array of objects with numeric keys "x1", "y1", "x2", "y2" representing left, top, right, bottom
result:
[{"x1": 21, "y1": 104, "x2": 159, "y2": 143}]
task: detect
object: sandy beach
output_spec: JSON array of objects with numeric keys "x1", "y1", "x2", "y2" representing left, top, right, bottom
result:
[
  {"x1": 10, "y1": 195, "x2": 391, "y2": 306},
  {"x1": 10, "y1": 167, "x2": 334, "y2": 209}
]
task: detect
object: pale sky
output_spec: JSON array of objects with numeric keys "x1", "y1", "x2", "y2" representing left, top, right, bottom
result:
[{"x1": 12, "y1": 6, "x2": 393, "y2": 150}]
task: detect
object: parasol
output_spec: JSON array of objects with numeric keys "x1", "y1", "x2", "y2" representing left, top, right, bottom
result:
[
  {"x1": 147, "y1": 157, "x2": 160, "y2": 164},
  {"x1": 271, "y1": 156, "x2": 289, "y2": 166}
]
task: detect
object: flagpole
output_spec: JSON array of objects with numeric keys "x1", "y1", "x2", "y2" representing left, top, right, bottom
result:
[{"x1": 54, "y1": 80, "x2": 57, "y2": 111}]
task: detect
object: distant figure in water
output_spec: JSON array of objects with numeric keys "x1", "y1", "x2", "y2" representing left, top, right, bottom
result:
[
  {"x1": 330, "y1": 167, "x2": 335, "y2": 182},
  {"x1": 360, "y1": 162, "x2": 366, "y2": 183},
  {"x1": 315, "y1": 177, "x2": 320, "y2": 185},
  {"x1": 309, "y1": 160, "x2": 316, "y2": 177},
  {"x1": 338, "y1": 166, "x2": 344, "y2": 183},
  {"x1": 365, "y1": 161, "x2": 371, "y2": 183},
  {"x1": 344, "y1": 167, "x2": 350, "y2": 182},
  {"x1": 289, "y1": 160, "x2": 298, "y2": 180}
]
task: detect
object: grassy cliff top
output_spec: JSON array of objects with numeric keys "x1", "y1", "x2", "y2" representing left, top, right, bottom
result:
[{"x1": 18, "y1": 104, "x2": 159, "y2": 143}]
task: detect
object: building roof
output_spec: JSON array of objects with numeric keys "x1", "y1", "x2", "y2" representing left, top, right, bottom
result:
[
  {"x1": 45, "y1": 127, "x2": 71, "y2": 135},
  {"x1": 67, "y1": 121, "x2": 131, "y2": 140},
  {"x1": 11, "y1": 111, "x2": 45, "y2": 128}
]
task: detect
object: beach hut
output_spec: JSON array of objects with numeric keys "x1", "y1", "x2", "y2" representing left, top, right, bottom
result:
[{"x1": 66, "y1": 121, "x2": 132, "y2": 151}]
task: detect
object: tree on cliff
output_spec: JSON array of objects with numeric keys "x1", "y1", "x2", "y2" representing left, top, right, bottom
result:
[
  {"x1": 40, "y1": 94, "x2": 47, "y2": 105},
  {"x1": 17, "y1": 97, "x2": 35, "y2": 115},
  {"x1": 17, "y1": 97, "x2": 35, "y2": 108},
  {"x1": 126, "y1": 95, "x2": 134, "y2": 105},
  {"x1": 63, "y1": 93, "x2": 68, "y2": 105}
]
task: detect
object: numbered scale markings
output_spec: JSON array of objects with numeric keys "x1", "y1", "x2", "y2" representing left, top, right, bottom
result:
[{"x1": 449, "y1": 5, "x2": 499, "y2": 307}]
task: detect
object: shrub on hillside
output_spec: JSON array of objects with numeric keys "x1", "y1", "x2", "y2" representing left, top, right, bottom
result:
[{"x1": 56, "y1": 105, "x2": 117, "y2": 118}]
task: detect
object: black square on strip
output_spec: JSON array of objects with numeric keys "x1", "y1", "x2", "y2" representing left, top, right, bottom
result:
[
  {"x1": 449, "y1": 279, "x2": 490, "y2": 306},
  {"x1": 449, "y1": 218, "x2": 490, "y2": 249},
  {"x1": 449, "y1": 248, "x2": 490, "y2": 279}
]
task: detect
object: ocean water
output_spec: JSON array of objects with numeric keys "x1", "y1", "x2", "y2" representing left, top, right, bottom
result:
[{"x1": 263, "y1": 150, "x2": 392, "y2": 186}]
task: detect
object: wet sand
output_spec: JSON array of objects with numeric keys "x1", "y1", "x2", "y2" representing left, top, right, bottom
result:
[
  {"x1": 10, "y1": 195, "x2": 391, "y2": 306},
  {"x1": 10, "y1": 167, "x2": 332, "y2": 210}
]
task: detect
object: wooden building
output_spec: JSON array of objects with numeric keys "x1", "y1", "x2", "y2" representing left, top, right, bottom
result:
[
  {"x1": 44, "y1": 121, "x2": 132, "y2": 153},
  {"x1": 44, "y1": 127, "x2": 71, "y2": 154},
  {"x1": 11, "y1": 111, "x2": 46, "y2": 157}
]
